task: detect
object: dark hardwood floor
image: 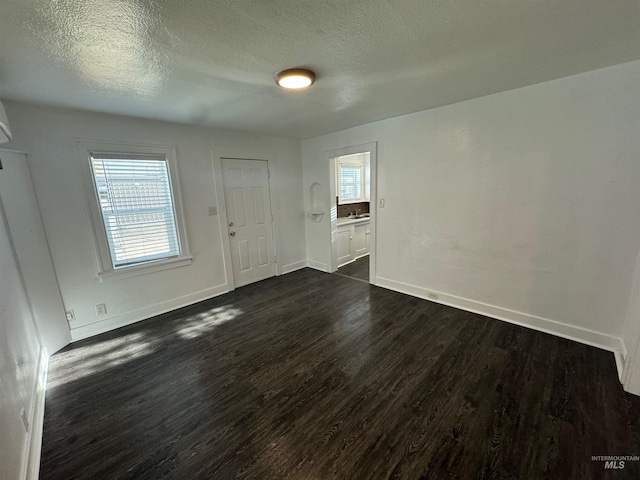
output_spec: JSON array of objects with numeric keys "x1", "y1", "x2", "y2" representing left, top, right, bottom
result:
[
  {"x1": 337, "y1": 255, "x2": 369, "y2": 282},
  {"x1": 41, "y1": 268, "x2": 640, "y2": 479}
]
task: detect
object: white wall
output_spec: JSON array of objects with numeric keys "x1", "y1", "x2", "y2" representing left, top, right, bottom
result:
[
  {"x1": 5, "y1": 102, "x2": 306, "y2": 341},
  {"x1": 621, "y1": 253, "x2": 640, "y2": 395},
  {"x1": 0, "y1": 150, "x2": 71, "y2": 354},
  {"x1": 303, "y1": 60, "x2": 640, "y2": 385},
  {"x1": 0, "y1": 195, "x2": 44, "y2": 480}
]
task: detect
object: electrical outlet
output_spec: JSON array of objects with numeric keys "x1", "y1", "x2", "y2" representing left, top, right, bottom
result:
[
  {"x1": 95, "y1": 303, "x2": 107, "y2": 316},
  {"x1": 65, "y1": 310, "x2": 75, "y2": 322},
  {"x1": 427, "y1": 292, "x2": 439, "y2": 301},
  {"x1": 20, "y1": 408, "x2": 29, "y2": 432},
  {"x1": 208, "y1": 206, "x2": 218, "y2": 216}
]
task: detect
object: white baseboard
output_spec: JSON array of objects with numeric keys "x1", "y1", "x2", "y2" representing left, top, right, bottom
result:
[
  {"x1": 615, "y1": 351, "x2": 626, "y2": 381},
  {"x1": 280, "y1": 260, "x2": 308, "y2": 275},
  {"x1": 23, "y1": 347, "x2": 48, "y2": 480},
  {"x1": 622, "y1": 361, "x2": 640, "y2": 397},
  {"x1": 307, "y1": 259, "x2": 329, "y2": 272},
  {"x1": 70, "y1": 283, "x2": 229, "y2": 341},
  {"x1": 620, "y1": 338, "x2": 640, "y2": 395},
  {"x1": 376, "y1": 276, "x2": 625, "y2": 357}
]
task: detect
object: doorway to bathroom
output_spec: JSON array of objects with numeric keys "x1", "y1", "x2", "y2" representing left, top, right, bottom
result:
[{"x1": 328, "y1": 143, "x2": 377, "y2": 284}]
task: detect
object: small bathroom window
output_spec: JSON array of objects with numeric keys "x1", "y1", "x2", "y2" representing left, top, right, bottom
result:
[{"x1": 338, "y1": 164, "x2": 364, "y2": 202}]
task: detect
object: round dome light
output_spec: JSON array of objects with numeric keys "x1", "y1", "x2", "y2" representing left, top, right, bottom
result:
[{"x1": 275, "y1": 68, "x2": 316, "y2": 89}]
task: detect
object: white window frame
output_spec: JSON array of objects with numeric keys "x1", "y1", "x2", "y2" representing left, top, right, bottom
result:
[
  {"x1": 77, "y1": 141, "x2": 192, "y2": 281},
  {"x1": 338, "y1": 161, "x2": 366, "y2": 204}
]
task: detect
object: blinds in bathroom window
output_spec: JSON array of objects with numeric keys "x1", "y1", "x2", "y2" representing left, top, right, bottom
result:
[{"x1": 339, "y1": 165, "x2": 362, "y2": 201}]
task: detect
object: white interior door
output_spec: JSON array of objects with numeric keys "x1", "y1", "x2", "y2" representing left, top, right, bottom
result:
[{"x1": 222, "y1": 158, "x2": 276, "y2": 287}]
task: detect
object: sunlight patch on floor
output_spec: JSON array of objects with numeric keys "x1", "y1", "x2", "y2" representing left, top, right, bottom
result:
[
  {"x1": 47, "y1": 332, "x2": 154, "y2": 389},
  {"x1": 47, "y1": 305, "x2": 244, "y2": 389},
  {"x1": 177, "y1": 305, "x2": 243, "y2": 339}
]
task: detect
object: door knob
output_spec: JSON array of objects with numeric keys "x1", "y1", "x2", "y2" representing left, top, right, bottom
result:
[
  {"x1": 229, "y1": 221, "x2": 234, "y2": 227},
  {"x1": 229, "y1": 231, "x2": 236, "y2": 236}
]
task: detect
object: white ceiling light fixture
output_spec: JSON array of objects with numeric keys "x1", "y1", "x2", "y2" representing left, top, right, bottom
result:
[
  {"x1": 275, "y1": 68, "x2": 316, "y2": 90},
  {"x1": 0, "y1": 100, "x2": 12, "y2": 143}
]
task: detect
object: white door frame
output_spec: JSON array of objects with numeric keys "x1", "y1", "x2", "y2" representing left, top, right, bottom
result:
[
  {"x1": 211, "y1": 148, "x2": 281, "y2": 291},
  {"x1": 326, "y1": 142, "x2": 378, "y2": 284}
]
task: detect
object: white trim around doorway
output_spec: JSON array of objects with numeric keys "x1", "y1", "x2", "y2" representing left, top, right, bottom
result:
[
  {"x1": 211, "y1": 147, "x2": 282, "y2": 291},
  {"x1": 325, "y1": 142, "x2": 378, "y2": 284}
]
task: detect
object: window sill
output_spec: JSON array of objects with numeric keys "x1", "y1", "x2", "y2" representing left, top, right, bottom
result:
[{"x1": 98, "y1": 256, "x2": 193, "y2": 283}]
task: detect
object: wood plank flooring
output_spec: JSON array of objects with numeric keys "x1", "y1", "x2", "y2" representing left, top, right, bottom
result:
[
  {"x1": 40, "y1": 269, "x2": 640, "y2": 479},
  {"x1": 337, "y1": 255, "x2": 369, "y2": 283}
]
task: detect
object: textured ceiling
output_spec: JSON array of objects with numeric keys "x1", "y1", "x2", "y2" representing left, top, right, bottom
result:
[{"x1": 0, "y1": 0, "x2": 639, "y2": 139}]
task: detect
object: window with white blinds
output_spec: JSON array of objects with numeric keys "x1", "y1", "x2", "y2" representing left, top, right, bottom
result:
[
  {"x1": 339, "y1": 165, "x2": 363, "y2": 202},
  {"x1": 90, "y1": 154, "x2": 181, "y2": 269}
]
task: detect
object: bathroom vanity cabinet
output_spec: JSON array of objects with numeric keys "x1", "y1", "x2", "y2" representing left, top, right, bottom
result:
[{"x1": 336, "y1": 217, "x2": 370, "y2": 267}]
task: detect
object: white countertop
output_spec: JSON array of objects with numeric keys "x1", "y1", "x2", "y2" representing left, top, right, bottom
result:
[{"x1": 337, "y1": 216, "x2": 371, "y2": 226}]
